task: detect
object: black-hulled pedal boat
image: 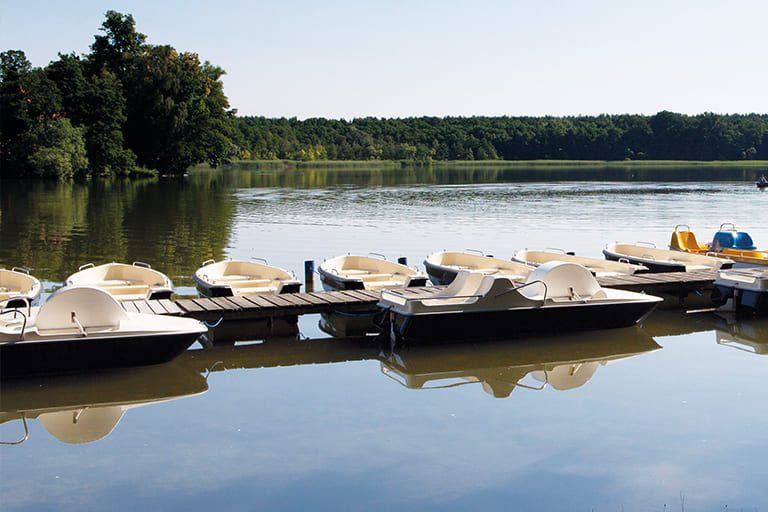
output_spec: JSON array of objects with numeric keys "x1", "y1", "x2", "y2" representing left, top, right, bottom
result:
[{"x1": 377, "y1": 261, "x2": 663, "y2": 343}]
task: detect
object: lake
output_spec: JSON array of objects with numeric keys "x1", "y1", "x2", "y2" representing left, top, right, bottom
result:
[{"x1": 1, "y1": 164, "x2": 767, "y2": 511}]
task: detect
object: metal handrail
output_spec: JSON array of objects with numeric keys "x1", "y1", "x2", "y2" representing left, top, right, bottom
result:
[
  {"x1": 367, "y1": 252, "x2": 386, "y2": 260},
  {"x1": 464, "y1": 249, "x2": 485, "y2": 256},
  {"x1": 10, "y1": 267, "x2": 30, "y2": 274},
  {"x1": 719, "y1": 222, "x2": 737, "y2": 231},
  {"x1": 78, "y1": 262, "x2": 95, "y2": 271},
  {"x1": 249, "y1": 257, "x2": 269, "y2": 265},
  {"x1": 674, "y1": 224, "x2": 691, "y2": 232},
  {"x1": 200, "y1": 259, "x2": 216, "y2": 267},
  {"x1": 544, "y1": 247, "x2": 567, "y2": 254},
  {"x1": 495, "y1": 279, "x2": 548, "y2": 302},
  {"x1": 635, "y1": 241, "x2": 657, "y2": 248},
  {"x1": 132, "y1": 261, "x2": 152, "y2": 268},
  {"x1": 0, "y1": 302, "x2": 28, "y2": 342}
]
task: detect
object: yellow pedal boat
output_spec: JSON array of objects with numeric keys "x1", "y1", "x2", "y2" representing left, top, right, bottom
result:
[{"x1": 670, "y1": 224, "x2": 768, "y2": 266}]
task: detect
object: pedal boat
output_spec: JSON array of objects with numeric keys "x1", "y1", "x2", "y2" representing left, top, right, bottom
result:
[
  {"x1": 710, "y1": 267, "x2": 768, "y2": 316},
  {"x1": 670, "y1": 224, "x2": 768, "y2": 267},
  {"x1": 0, "y1": 286, "x2": 206, "y2": 377},
  {"x1": 377, "y1": 261, "x2": 663, "y2": 342},
  {"x1": 65, "y1": 262, "x2": 174, "y2": 301},
  {"x1": 603, "y1": 242, "x2": 733, "y2": 273},
  {"x1": 512, "y1": 249, "x2": 647, "y2": 277},
  {"x1": 318, "y1": 253, "x2": 428, "y2": 291},
  {"x1": 193, "y1": 258, "x2": 301, "y2": 297},
  {"x1": 0, "y1": 267, "x2": 42, "y2": 308},
  {"x1": 424, "y1": 250, "x2": 533, "y2": 285}
]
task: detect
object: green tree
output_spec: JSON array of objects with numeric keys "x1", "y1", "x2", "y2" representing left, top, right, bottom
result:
[{"x1": 26, "y1": 117, "x2": 89, "y2": 178}]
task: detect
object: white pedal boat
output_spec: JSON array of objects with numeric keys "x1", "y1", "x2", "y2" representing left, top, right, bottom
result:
[
  {"x1": 193, "y1": 258, "x2": 301, "y2": 297},
  {"x1": 1, "y1": 286, "x2": 206, "y2": 377},
  {"x1": 512, "y1": 249, "x2": 647, "y2": 276},
  {"x1": 318, "y1": 253, "x2": 428, "y2": 291},
  {"x1": 423, "y1": 250, "x2": 534, "y2": 285},
  {"x1": 66, "y1": 262, "x2": 174, "y2": 301},
  {"x1": 603, "y1": 242, "x2": 733, "y2": 273},
  {"x1": 377, "y1": 261, "x2": 663, "y2": 342},
  {"x1": 0, "y1": 267, "x2": 42, "y2": 308}
]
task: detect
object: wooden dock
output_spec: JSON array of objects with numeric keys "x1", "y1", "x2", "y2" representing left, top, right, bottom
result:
[{"x1": 121, "y1": 270, "x2": 719, "y2": 324}]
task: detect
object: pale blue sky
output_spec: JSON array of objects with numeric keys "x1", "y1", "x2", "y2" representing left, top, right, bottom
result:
[{"x1": 2, "y1": 0, "x2": 767, "y2": 119}]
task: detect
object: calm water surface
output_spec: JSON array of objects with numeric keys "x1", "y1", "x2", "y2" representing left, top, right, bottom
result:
[{"x1": 1, "y1": 165, "x2": 767, "y2": 511}]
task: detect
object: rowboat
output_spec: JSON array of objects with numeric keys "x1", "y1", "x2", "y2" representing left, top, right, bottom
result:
[
  {"x1": 512, "y1": 249, "x2": 647, "y2": 276},
  {"x1": 603, "y1": 242, "x2": 733, "y2": 273},
  {"x1": 318, "y1": 253, "x2": 428, "y2": 291},
  {"x1": 1, "y1": 286, "x2": 206, "y2": 377},
  {"x1": 424, "y1": 250, "x2": 533, "y2": 285},
  {"x1": 193, "y1": 258, "x2": 301, "y2": 297},
  {"x1": 0, "y1": 267, "x2": 42, "y2": 308},
  {"x1": 377, "y1": 262, "x2": 663, "y2": 343},
  {"x1": 670, "y1": 224, "x2": 768, "y2": 267},
  {"x1": 65, "y1": 262, "x2": 174, "y2": 301}
]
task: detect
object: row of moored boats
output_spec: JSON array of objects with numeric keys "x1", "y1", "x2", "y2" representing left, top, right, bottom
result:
[{"x1": 2, "y1": 223, "x2": 767, "y2": 377}]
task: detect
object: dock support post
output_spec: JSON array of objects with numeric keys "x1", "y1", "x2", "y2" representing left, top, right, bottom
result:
[{"x1": 304, "y1": 260, "x2": 314, "y2": 292}]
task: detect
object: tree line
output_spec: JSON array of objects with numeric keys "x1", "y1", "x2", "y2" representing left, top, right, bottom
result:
[
  {"x1": 2, "y1": 11, "x2": 767, "y2": 178},
  {"x1": 232, "y1": 113, "x2": 768, "y2": 163}
]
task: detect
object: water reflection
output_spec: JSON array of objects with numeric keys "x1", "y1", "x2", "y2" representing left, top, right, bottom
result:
[
  {"x1": 714, "y1": 315, "x2": 768, "y2": 354},
  {"x1": 379, "y1": 327, "x2": 660, "y2": 397},
  {"x1": 0, "y1": 359, "x2": 207, "y2": 445},
  {"x1": 0, "y1": 178, "x2": 235, "y2": 286}
]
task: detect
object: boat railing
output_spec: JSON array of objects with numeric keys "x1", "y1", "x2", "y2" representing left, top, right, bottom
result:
[
  {"x1": 495, "y1": 279, "x2": 548, "y2": 303},
  {"x1": 132, "y1": 261, "x2": 152, "y2": 269},
  {"x1": 249, "y1": 257, "x2": 269, "y2": 265},
  {"x1": 464, "y1": 248, "x2": 485, "y2": 256},
  {"x1": 78, "y1": 262, "x2": 95, "y2": 271},
  {"x1": 674, "y1": 224, "x2": 691, "y2": 232},
  {"x1": 544, "y1": 247, "x2": 567, "y2": 254},
  {"x1": 10, "y1": 266, "x2": 31, "y2": 275},
  {"x1": 367, "y1": 252, "x2": 386, "y2": 260},
  {"x1": 635, "y1": 241, "x2": 657, "y2": 248},
  {"x1": 0, "y1": 298, "x2": 29, "y2": 341},
  {"x1": 719, "y1": 222, "x2": 737, "y2": 231}
]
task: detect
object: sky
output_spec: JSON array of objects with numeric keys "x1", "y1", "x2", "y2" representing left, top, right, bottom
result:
[{"x1": 2, "y1": 0, "x2": 767, "y2": 120}]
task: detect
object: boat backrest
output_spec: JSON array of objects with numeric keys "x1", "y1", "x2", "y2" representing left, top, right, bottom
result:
[
  {"x1": 521, "y1": 261, "x2": 601, "y2": 300},
  {"x1": 712, "y1": 231, "x2": 756, "y2": 251},
  {"x1": 439, "y1": 270, "x2": 488, "y2": 297},
  {"x1": 670, "y1": 230, "x2": 699, "y2": 251},
  {"x1": 36, "y1": 286, "x2": 129, "y2": 331}
]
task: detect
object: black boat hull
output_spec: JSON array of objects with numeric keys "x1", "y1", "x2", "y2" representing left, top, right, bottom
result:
[
  {"x1": 1, "y1": 332, "x2": 201, "y2": 378},
  {"x1": 381, "y1": 301, "x2": 659, "y2": 343}
]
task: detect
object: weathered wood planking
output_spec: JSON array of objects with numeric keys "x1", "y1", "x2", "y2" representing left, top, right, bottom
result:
[{"x1": 121, "y1": 271, "x2": 719, "y2": 320}]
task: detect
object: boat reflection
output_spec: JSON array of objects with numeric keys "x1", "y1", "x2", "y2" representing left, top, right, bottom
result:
[
  {"x1": 714, "y1": 315, "x2": 768, "y2": 354},
  {"x1": 0, "y1": 359, "x2": 207, "y2": 445},
  {"x1": 379, "y1": 327, "x2": 661, "y2": 398}
]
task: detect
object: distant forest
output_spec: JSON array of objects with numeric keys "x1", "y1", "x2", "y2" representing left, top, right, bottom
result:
[
  {"x1": 2, "y1": 11, "x2": 767, "y2": 178},
  {"x1": 232, "y1": 113, "x2": 768, "y2": 163}
]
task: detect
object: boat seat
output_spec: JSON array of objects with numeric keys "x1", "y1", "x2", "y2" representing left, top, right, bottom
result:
[
  {"x1": 233, "y1": 286, "x2": 279, "y2": 295},
  {"x1": 521, "y1": 262, "x2": 602, "y2": 302},
  {"x1": 99, "y1": 284, "x2": 151, "y2": 296},
  {"x1": 221, "y1": 278, "x2": 273, "y2": 287},
  {"x1": 365, "y1": 280, "x2": 405, "y2": 289},
  {"x1": 35, "y1": 287, "x2": 128, "y2": 333}
]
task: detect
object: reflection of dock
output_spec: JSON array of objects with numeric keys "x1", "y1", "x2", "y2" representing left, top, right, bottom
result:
[{"x1": 122, "y1": 271, "x2": 718, "y2": 325}]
